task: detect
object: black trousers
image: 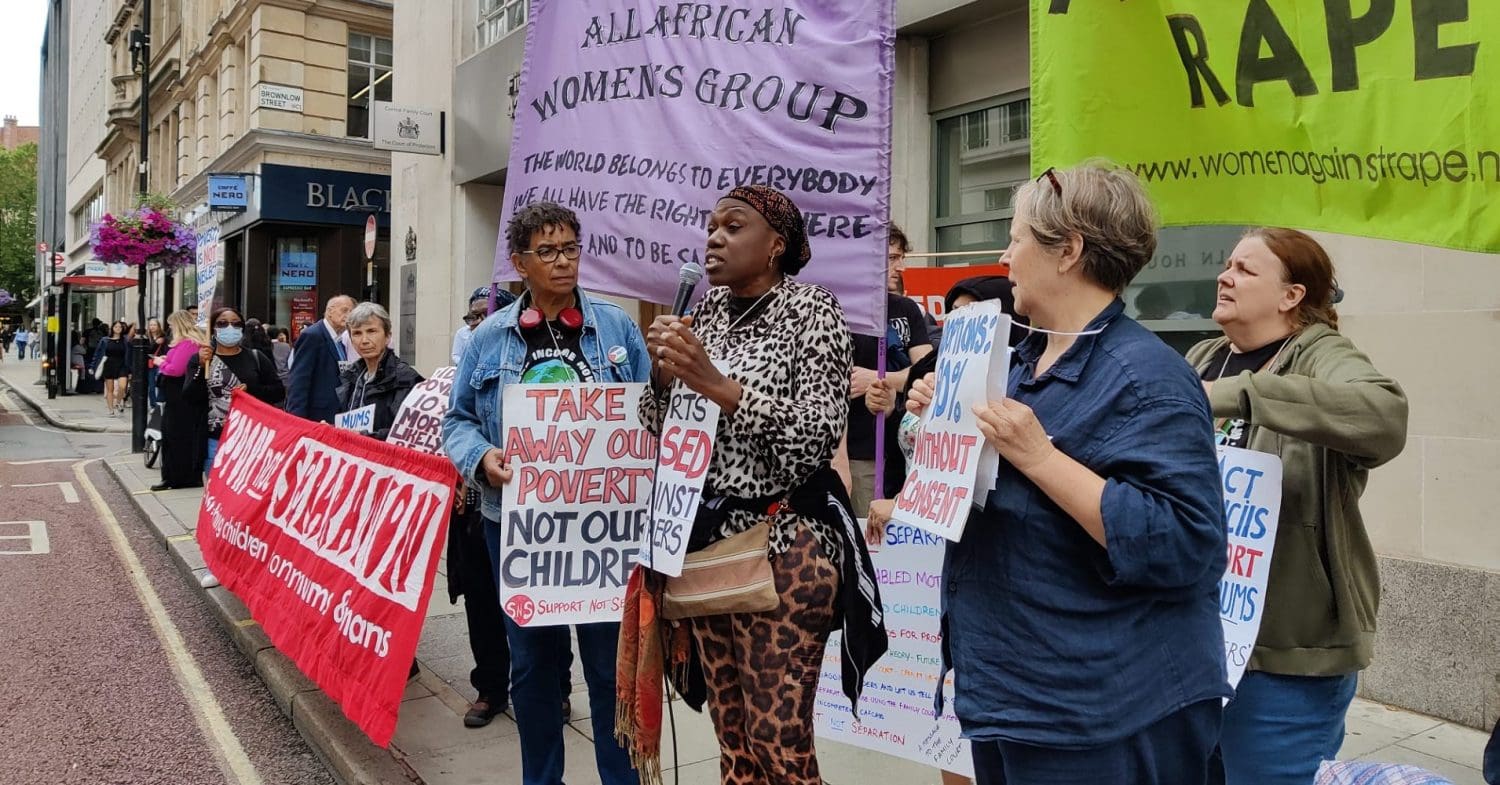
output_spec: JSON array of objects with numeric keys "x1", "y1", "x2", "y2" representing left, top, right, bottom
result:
[{"x1": 451, "y1": 505, "x2": 511, "y2": 701}]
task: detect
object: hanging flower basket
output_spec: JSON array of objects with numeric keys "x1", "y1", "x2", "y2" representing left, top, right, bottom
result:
[{"x1": 90, "y1": 195, "x2": 197, "y2": 270}]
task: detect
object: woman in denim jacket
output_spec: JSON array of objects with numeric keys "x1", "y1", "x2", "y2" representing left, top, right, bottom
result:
[
  {"x1": 442, "y1": 202, "x2": 650, "y2": 785},
  {"x1": 908, "y1": 164, "x2": 1231, "y2": 785}
]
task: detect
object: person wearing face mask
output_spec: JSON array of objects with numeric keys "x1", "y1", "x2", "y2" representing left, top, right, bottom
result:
[
  {"x1": 1185, "y1": 229, "x2": 1407, "y2": 785},
  {"x1": 903, "y1": 164, "x2": 1230, "y2": 785},
  {"x1": 184, "y1": 306, "x2": 286, "y2": 475},
  {"x1": 287, "y1": 295, "x2": 356, "y2": 423}
]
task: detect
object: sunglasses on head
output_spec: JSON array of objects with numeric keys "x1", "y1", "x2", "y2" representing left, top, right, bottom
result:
[{"x1": 1037, "y1": 167, "x2": 1063, "y2": 198}]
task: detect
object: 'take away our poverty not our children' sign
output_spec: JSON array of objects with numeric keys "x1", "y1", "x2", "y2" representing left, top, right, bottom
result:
[{"x1": 498, "y1": 384, "x2": 657, "y2": 626}]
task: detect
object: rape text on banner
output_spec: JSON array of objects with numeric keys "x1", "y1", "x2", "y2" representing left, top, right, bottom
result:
[
  {"x1": 387, "y1": 366, "x2": 457, "y2": 456},
  {"x1": 1218, "y1": 445, "x2": 1282, "y2": 690},
  {"x1": 1032, "y1": 1, "x2": 1500, "y2": 253},
  {"x1": 641, "y1": 380, "x2": 722, "y2": 577},
  {"x1": 498, "y1": 384, "x2": 657, "y2": 626},
  {"x1": 890, "y1": 302, "x2": 1010, "y2": 540},
  {"x1": 814, "y1": 521, "x2": 973, "y2": 778},
  {"x1": 196, "y1": 393, "x2": 456, "y2": 748},
  {"x1": 495, "y1": 0, "x2": 896, "y2": 336}
]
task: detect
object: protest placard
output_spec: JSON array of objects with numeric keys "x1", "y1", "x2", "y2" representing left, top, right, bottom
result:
[
  {"x1": 497, "y1": 384, "x2": 657, "y2": 626},
  {"x1": 1217, "y1": 445, "x2": 1282, "y2": 689},
  {"x1": 496, "y1": 0, "x2": 895, "y2": 335},
  {"x1": 890, "y1": 302, "x2": 1010, "y2": 540},
  {"x1": 640, "y1": 381, "x2": 722, "y2": 577},
  {"x1": 387, "y1": 366, "x2": 457, "y2": 456},
  {"x1": 195, "y1": 227, "x2": 221, "y2": 326},
  {"x1": 334, "y1": 404, "x2": 375, "y2": 434},
  {"x1": 814, "y1": 521, "x2": 972, "y2": 778},
  {"x1": 197, "y1": 393, "x2": 456, "y2": 747},
  {"x1": 1033, "y1": 1, "x2": 1500, "y2": 253}
]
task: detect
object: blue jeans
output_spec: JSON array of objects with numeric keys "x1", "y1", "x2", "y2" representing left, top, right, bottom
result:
[
  {"x1": 972, "y1": 699, "x2": 1222, "y2": 785},
  {"x1": 485, "y1": 518, "x2": 638, "y2": 785},
  {"x1": 205, "y1": 437, "x2": 220, "y2": 476},
  {"x1": 1213, "y1": 671, "x2": 1358, "y2": 785}
]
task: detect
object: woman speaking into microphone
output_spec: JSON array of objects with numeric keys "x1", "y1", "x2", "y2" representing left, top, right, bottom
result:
[{"x1": 622, "y1": 185, "x2": 883, "y2": 785}]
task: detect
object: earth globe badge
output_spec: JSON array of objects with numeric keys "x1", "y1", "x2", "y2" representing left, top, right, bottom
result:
[{"x1": 522, "y1": 359, "x2": 580, "y2": 385}]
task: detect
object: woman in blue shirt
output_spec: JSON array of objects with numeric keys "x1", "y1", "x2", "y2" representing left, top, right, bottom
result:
[
  {"x1": 441, "y1": 201, "x2": 649, "y2": 785},
  {"x1": 909, "y1": 163, "x2": 1230, "y2": 785}
]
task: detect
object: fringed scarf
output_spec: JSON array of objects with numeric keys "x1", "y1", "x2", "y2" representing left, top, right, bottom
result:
[{"x1": 614, "y1": 566, "x2": 691, "y2": 785}]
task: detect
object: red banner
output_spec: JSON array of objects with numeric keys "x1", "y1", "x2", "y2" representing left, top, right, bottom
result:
[
  {"x1": 902, "y1": 264, "x2": 1010, "y2": 322},
  {"x1": 197, "y1": 393, "x2": 456, "y2": 747}
]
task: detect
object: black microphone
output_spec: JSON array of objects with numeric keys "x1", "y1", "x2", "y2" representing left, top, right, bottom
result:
[{"x1": 670, "y1": 261, "x2": 705, "y2": 316}]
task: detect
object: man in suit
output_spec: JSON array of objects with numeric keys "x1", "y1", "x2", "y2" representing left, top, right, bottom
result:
[{"x1": 286, "y1": 295, "x2": 355, "y2": 423}]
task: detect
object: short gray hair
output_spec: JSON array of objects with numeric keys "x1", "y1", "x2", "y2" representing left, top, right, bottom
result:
[
  {"x1": 347, "y1": 302, "x2": 391, "y2": 335},
  {"x1": 1013, "y1": 161, "x2": 1159, "y2": 294}
]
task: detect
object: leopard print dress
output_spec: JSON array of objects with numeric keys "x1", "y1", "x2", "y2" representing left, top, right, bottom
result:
[
  {"x1": 640, "y1": 278, "x2": 852, "y2": 784},
  {"x1": 640, "y1": 278, "x2": 852, "y2": 565}
]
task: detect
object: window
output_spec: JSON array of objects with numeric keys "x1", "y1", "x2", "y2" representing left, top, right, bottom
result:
[
  {"x1": 478, "y1": 0, "x2": 527, "y2": 49},
  {"x1": 934, "y1": 96, "x2": 1030, "y2": 261},
  {"x1": 347, "y1": 32, "x2": 393, "y2": 139},
  {"x1": 74, "y1": 190, "x2": 105, "y2": 241}
]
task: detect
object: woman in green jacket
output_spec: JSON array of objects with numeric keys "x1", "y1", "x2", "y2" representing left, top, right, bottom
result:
[{"x1": 1187, "y1": 228, "x2": 1408, "y2": 785}]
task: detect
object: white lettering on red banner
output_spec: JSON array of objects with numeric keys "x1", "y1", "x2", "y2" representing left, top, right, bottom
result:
[{"x1": 198, "y1": 392, "x2": 456, "y2": 748}]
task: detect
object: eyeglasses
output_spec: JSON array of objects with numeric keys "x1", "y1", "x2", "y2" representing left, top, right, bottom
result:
[
  {"x1": 214, "y1": 320, "x2": 243, "y2": 328},
  {"x1": 521, "y1": 243, "x2": 582, "y2": 264},
  {"x1": 1037, "y1": 167, "x2": 1063, "y2": 198}
]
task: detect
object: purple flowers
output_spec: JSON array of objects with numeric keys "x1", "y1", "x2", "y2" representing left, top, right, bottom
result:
[
  {"x1": 0, "y1": 289, "x2": 13, "y2": 308},
  {"x1": 90, "y1": 204, "x2": 197, "y2": 269}
]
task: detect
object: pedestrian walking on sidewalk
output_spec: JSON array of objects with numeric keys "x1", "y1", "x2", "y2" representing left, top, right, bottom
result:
[
  {"x1": 13, "y1": 326, "x2": 29, "y2": 360},
  {"x1": 1188, "y1": 229, "x2": 1408, "y2": 785},
  {"x1": 153, "y1": 310, "x2": 208, "y2": 491},
  {"x1": 904, "y1": 164, "x2": 1232, "y2": 785},
  {"x1": 623, "y1": 186, "x2": 885, "y2": 785},
  {"x1": 94, "y1": 321, "x2": 132, "y2": 415},
  {"x1": 442, "y1": 201, "x2": 650, "y2": 785}
]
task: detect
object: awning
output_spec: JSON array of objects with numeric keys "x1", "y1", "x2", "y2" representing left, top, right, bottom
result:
[{"x1": 60, "y1": 274, "x2": 138, "y2": 293}]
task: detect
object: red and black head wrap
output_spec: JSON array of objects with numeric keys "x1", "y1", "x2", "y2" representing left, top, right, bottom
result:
[{"x1": 723, "y1": 185, "x2": 812, "y2": 275}]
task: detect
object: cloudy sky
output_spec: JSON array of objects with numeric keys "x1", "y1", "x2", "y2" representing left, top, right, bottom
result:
[{"x1": 2, "y1": 1, "x2": 49, "y2": 126}]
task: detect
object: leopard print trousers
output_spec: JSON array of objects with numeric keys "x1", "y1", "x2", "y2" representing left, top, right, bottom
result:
[{"x1": 691, "y1": 525, "x2": 840, "y2": 785}]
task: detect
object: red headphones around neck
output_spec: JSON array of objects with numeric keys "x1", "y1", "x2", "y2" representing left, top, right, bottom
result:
[{"x1": 518, "y1": 305, "x2": 584, "y2": 333}]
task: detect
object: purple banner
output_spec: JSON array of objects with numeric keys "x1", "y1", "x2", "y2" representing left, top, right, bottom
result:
[{"x1": 495, "y1": 0, "x2": 895, "y2": 336}]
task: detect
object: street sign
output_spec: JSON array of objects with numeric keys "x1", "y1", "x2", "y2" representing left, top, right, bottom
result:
[
  {"x1": 37, "y1": 242, "x2": 47, "y2": 254},
  {"x1": 364, "y1": 214, "x2": 377, "y2": 260},
  {"x1": 51, "y1": 253, "x2": 65, "y2": 271}
]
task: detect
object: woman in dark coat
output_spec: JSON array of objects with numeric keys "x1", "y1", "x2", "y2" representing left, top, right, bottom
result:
[
  {"x1": 153, "y1": 310, "x2": 209, "y2": 491},
  {"x1": 334, "y1": 302, "x2": 422, "y2": 441}
]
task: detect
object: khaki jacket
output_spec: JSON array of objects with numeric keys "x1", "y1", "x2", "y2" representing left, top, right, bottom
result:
[{"x1": 1186, "y1": 324, "x2": 1408, "y2": 675}]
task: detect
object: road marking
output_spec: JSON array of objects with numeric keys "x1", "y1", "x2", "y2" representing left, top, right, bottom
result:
[
  {"x1": 234, "y1": 619, "x2": 258, "y2": 629},
  {"x1": 168, "y1": 534, "x2": 196, "y2": 543},
  {"x1": 6, "y1": 458, "x2": 76, "y2": 465},
  {"x1": 12, "y1": 481, "x2": 80, "y2": 503},
  {"x1": 73, "y1": 461, "x2": 264, "y2": 785},
  {"x1": 0, "y1": 521, "x2": 49, "y2": 555}
]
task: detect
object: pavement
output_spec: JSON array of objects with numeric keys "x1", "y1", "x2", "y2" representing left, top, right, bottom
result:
[{"x1": 2, "y1": 356, "x2": 1492, "y2": 785}]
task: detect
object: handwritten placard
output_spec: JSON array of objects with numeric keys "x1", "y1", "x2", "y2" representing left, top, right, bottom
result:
[
  {"x1": 640, "y1": 381, "x2": 722, "y2": 577},
  {"x1": 498, "y1": 384, "x2": 657, "y2": 626},
  {"x1": 1217, "y1": 445, "x2": 1282, "y2": 689}
]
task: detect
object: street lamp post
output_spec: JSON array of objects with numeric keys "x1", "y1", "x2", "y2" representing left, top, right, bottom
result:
[{"x1": 129, "y1": 0, "x2": 152, "y2": 453}]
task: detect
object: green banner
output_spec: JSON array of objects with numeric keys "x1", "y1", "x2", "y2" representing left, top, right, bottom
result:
[{"x1": 1032, "y1": 0, "x2": 1498, "y2": 252}]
